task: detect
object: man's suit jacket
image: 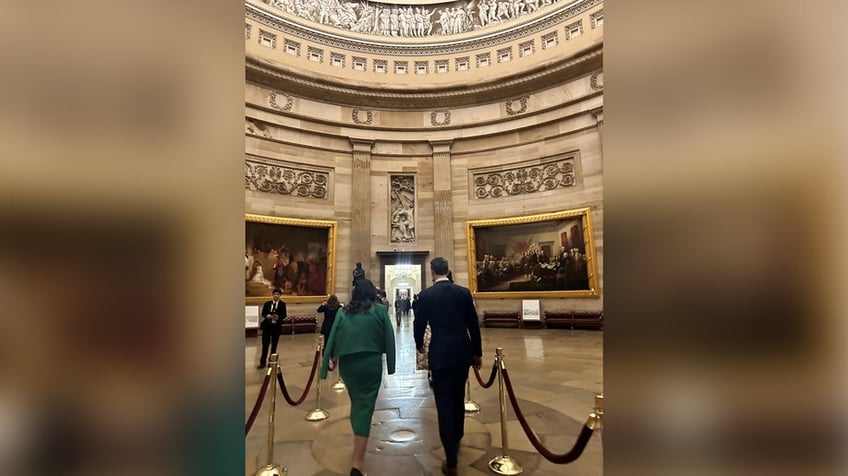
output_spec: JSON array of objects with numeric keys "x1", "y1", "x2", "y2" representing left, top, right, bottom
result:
[
  {"x1": 260, "y1": 299, "x2": 286, "y2": 334},
  {"x1": 413, "y1": 280, "x2": 482, "y2": 370}
]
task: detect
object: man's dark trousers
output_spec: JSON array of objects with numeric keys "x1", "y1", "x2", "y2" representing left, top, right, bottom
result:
[
  {"x1": 431, "y1": 364, "x2": 470, "y2": 467},
  {"x1": 260, "y1": 330, "x2": 280, "y2": 366}
]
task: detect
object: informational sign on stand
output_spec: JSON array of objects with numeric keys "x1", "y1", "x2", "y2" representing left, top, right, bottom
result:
[
  {"x1": 245, "y1": 305, "x2": 260, "y2": 329},
  {"x1": 522, "y1": 299, "x2": 541, "y2": 324}
]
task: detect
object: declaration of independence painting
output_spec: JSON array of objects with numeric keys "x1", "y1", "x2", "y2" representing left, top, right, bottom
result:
[{"x1": 467, "y1": 208, "x2": 599, "y2": 299}]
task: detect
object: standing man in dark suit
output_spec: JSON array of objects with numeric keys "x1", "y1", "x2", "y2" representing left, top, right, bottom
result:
[
  {"x1": 413, "y1": 257, "x2": 483, "y2": 476},
  {"x1": 258, "y1": 288, "x2": 287, "y2": 369}
]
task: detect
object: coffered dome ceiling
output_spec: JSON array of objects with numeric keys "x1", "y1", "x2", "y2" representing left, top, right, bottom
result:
[{"x1": 246, "y1": 0, "x2": 603, "y2": 108}]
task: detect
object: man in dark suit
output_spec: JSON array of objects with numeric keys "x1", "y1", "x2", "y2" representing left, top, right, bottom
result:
[
  {"x1": 413, "y1": 257, "x2": 483, "y2": 475},
  {"x1": 258, "y1": 288, "x2": 286, "y2": 369}
]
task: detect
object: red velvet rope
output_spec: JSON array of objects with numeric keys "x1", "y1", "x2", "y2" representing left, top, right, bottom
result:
[
  {"x1": 245, "y1": 370, "x2": 272, "y2": 436},
  {"x1": 473, "y1": 360, "x2": 498, "y2": 388},
  {"x1": 502, "y1": 368, "x2": 595, "y2": 464},
  {"x1": 277, "y1": 349, "x2": 321, "y2": 406}
]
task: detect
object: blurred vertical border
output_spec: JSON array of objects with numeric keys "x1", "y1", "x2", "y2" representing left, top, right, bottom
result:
[
  {"x1": 3, "y1": 1, "x2": 847, "y2": 475},
  {"x1": 604, "y1": 1, "x2": 848, "y2": 475},
  {"x1": 0, "y1": 1, "x2": 245, "y2": 475}
]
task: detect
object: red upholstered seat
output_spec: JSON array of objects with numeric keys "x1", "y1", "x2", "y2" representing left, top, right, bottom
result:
[
  {"x1": 544, "y1": 310, "x2": 603, "y2": 330},
  {"x1": 483, "y1": 311, "x2": 521, "y2": 328},
  {"x1": 281, "y1": 315, "x2": 318, "y2": 334}
]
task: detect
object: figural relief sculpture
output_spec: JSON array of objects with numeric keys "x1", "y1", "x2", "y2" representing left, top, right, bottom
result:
[
  {"x1": 390, "y1": 175, "x2": 416, "y2": 243},
  {"x1": 260, "y1": 0, "x2": 577, "y2": 38}
]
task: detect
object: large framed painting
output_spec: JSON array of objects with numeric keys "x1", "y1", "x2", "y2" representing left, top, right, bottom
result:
[
  {"x1": 245, "y1": 214, "x2": 337, "y2": 304},
  {"x1": 467, "y1": 208, "x2": 600, "y2": 299}
]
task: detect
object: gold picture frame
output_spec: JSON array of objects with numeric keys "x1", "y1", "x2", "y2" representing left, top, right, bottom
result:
[
  {"x1": 467, "y1": 208, "x2": 600, "y2": 299},
  {"x1": 245, "y1": 213, "x2": 337, "y2": 304}
]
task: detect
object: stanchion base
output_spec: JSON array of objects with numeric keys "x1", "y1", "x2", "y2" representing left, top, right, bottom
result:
[
  {"x1": 488, "y1": 455, "x2": 523, "y2": 475},
  {"x1": 331, "y1": 380, "x2": 346, "y2": 391},
  {"x1": 254, "y1": 463, "x2": 287, "y2": 476},
  {"x1": 464, "y1": 400, "x2": 481, "y2": 413},
  {"x1": 305, "y1": 408, "x2": 329, "y2": 421}
]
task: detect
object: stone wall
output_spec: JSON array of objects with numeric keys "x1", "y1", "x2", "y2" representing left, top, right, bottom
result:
[{"x1": 245, "y1": 76, "x2": 603, "y2": 315}]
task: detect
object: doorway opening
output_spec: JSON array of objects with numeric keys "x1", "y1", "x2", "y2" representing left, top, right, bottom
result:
[
  {"x1": 377, "y1": 250, "x2": 430, "y2": 321},
  {"x1": 383, "y1": 264, "x2": 421, "y2": 313}
]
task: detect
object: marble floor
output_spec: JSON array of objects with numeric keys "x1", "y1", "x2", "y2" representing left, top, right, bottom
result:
[{"x1": 245, "y1": 316, "x2": 603, "y2": 476}]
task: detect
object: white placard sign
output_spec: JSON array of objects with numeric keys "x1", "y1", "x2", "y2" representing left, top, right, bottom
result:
[
  {"x1": 522, "y1": 299, "x2": 541, "y2": 322},
  {"x1": 245, "y1": 305, "x2": 260, "y2": 329}
]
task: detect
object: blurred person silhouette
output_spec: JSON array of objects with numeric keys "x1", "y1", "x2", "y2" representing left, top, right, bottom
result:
[
  {"x1": 377, "y1": 288, "x2": 390, "y2": 309},
  {"x1": 317, "y1": 294, "x2": 341, "y2": 354}
]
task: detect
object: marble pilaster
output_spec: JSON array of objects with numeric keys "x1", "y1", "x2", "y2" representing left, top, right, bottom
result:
[
  {"x1": 429, "y1": 140, "x2": 454, "y2": 263},
  {"x1": 350, "y1": 139, "x2": 374, "y2": 269}
]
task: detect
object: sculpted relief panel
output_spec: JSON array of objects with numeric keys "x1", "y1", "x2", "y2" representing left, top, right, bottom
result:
[
  {"x1": 260, "y1": 0, "x2": 580, "y2": 38},
  {"x1": 245, "y1": 157, "x2": 330, "y2": 199},
  {"x1": 472, "y1": 156, "x2": 575, "y2": 199},
  {"x1": 390, "y1": 175, "x2": 416, "y2": 243}
]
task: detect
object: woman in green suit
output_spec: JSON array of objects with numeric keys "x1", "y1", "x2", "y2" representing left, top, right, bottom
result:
[{"x1": 320, "y1": 279, "x2": 396, "y2": 476}]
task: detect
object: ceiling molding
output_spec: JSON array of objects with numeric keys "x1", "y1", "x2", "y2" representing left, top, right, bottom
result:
[{"x1": 245, "y1": 45, "x2": 602, "y2": 109}]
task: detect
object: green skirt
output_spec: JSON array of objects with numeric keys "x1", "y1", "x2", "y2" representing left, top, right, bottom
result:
[{"x1": 339, "y1": 351, "x2": 383, "y2": 437}]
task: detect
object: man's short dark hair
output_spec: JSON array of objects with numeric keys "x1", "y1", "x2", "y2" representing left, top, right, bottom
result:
[
  {"x1": 272, "y1": 288, "x2": 282, "y2": 294},
  {"x1": 430, "y1": 257, "x2": 449, "y2": 275}
]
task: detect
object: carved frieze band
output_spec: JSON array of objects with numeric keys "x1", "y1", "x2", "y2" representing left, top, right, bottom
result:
[
  {"x1": 259, "y1": 0, "x2": 588, "y2": 39},
  {"x1": 390, "y1": 175, "x2": 416, "y2": 243},
  {"x1": 246, "y1": 47, "x2": 601, "y2": 108},
  {"x1": 472, "y1": 156, "x2": 575, "y2": 199},
  {"x1": 246, "y1": 0, "x2": 603, "y2": 56},
  {"x1": 245, "y1": 157, "x2": 329, "y2": 199}
]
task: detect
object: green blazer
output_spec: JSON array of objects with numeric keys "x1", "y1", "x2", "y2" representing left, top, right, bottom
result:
[{"x1": 319, "y1": 303, "x2": 396, "y2": 379}]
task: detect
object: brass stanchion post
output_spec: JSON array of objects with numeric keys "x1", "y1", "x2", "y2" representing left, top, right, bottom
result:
[
  {"x1": 464, "y1": 378, "x2": 480, "y2": 413},
  {"x1": 488, "y1": 348, "x2": 523, "y2": 475},
  {"x1": 305, "y1": 335, "x2": 330, "y2": 421},
  {"x1": 331, "y1": 375, "x2": 346, "y2": 392},
  {"x1": 589, "y1": 393, "x2": 603, "y2": 432},
  {"x1": 255, "y1": 354, "x2": 288, "y2": 476}
]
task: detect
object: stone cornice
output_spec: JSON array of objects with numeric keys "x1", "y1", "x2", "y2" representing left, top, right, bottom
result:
[{"x1": 246, "y1": 45, "x2": 602, "y2": 109}]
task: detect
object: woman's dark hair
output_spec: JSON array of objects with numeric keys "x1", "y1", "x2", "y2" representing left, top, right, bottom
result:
[
  {"x1": 345, "y1": 279, "x2": 377, "y2": 314},
  {"x1": 326, "y1": 294, "x2": 340, "y2": 310}
]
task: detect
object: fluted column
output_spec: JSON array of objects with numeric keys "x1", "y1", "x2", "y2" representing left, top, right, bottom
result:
[
  {"x1": 429, "y1": 140, "x2": 454, "y2": 263},
  {"x1": 350, "y1": 139, "x2": 374, "y2": 269}
]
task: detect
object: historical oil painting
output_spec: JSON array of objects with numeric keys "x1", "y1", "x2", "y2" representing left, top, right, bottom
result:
[
  {"x1": 245, "y1": 214, "x2": 337, "y2": 304},
  {"x1": 467, "y1": 208, "x2": 600, "y2": 299}
]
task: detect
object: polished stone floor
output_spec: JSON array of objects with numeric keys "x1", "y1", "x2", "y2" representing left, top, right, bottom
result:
[{"x1": 245, "y1": 315, "x2": 602, "y2": 476}]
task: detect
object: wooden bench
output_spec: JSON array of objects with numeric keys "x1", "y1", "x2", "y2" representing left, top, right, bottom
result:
[
  {"x1": 544, "y1": 310, "x2": 603, "y2": 330},
  {"x1": 281, "y1": 315, "x2": 318, "y2": 334},
  {"x1": 483, "y1": 311, "x2": 522, "y2": 328}
]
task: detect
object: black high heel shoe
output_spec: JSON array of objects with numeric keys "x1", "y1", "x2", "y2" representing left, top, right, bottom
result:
[{"x1": 350, "y1": 468, "x2": 364, "y2": 476}]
